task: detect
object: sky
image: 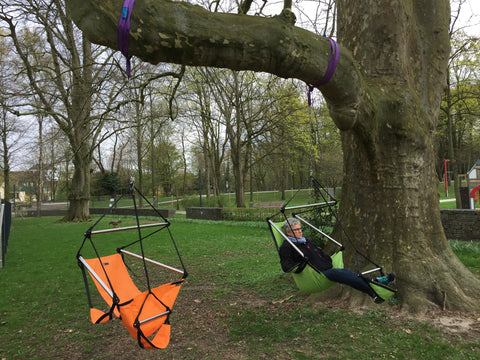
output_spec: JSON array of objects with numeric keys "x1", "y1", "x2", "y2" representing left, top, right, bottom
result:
[
  {"x1": 260, "y1": 1, "x2": 480, "y2": 38},
  {"x1": 454, "y1": 0, "x2": 480, "y2": 35}
]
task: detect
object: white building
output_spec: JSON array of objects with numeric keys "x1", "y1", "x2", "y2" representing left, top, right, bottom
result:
[{"x1": 467, "y1": 159, "x2": 480, "y2": 209}]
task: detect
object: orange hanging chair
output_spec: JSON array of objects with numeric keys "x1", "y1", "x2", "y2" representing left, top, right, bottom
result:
[{"x1": 77, "y1": 181, "x2": 187, "y2": 349}]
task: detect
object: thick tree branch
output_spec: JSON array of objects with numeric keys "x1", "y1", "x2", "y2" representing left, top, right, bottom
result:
[{"x1": 65, "y1": 0, "x2": 363, "y2": 130}]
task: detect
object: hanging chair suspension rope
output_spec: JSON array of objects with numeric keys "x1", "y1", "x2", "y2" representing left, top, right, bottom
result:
[
  {"x1": 119, "y1": 226, "x2": 168, "y2": 250},
  {"x1": 294, "y1": 214, "x2": 343, "y2": 249},
  {"x1": 267, "y1": 177, "x2": 330, "y2": 239},
  {"x1": 118, "y1": 0, "x2": 136, "y2": 77},
  {"x1": 307, "y1": 36, "x2": 339, "y2": 106},
  {"x1": 82, "y1": 190, "x2": 130, "y2": 239},
  {"x1": 281, "y1": 187, "x2": 302, "y2": 211},
  {"x1": 132, "y1": 184, "x2": 188, "y2": 277},
  {"x1": 130, "y1": 179, "x2": 153, "y2": 290}
]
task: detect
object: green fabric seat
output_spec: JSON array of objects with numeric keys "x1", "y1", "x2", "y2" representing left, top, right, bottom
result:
[
  {"x1": 290, "y1": 251, "x2": 344, "y2": 293},
  {"x1": 272, "y1": 222, "x2": 344, "y2": 294},
  {"x1": 368, "y1": 281, "x2": 397, "y2": 301}
]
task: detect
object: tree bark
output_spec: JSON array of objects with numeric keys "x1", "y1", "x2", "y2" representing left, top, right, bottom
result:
[
  {"x1": 66, "y1": 144, "x2": 91, "y2": 222},
  {"x1": 65, "y1": 0, "x2": 480, "y2": 312},
  {"x1": 334, "y1": 0, "x2": 480, "y2": 312},
  {"x1": 64, "y1": 33, "x2": 94, "y2": 222}
]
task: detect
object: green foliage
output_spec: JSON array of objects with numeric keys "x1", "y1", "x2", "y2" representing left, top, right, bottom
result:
[
  {"x1": 437, "y1": 30, "x2": 480, "y2": 177},
  {"x1": 181, "y1": 194, "x2": 225, "y2": 208},
  {"x1": 449, "y1": 240, "x2": 480, "y2": 274},
  {"x1": 92, "y1": 172, "x2": 121, "y2": 196}
]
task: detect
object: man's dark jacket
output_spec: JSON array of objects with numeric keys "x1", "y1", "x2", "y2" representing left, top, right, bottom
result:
[{"x1": 279, "y1": 238, "x2": 332, "y2": 273}]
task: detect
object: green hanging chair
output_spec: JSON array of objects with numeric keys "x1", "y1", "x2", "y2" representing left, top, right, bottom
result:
[
  {"x1": 268, "y1": 215, "x2": 397, "y2": 301},
  {"x1": 269, "y1": 220, "x2": 344, "y2": 294},
  {"x1": 368, "y1": 280, "x2": 397, "y2": 302}
]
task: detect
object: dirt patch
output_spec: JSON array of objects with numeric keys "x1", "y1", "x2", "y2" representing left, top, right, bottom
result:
[
  {"x1": 336, "y1": 299, "x2": 480, "y2": 342},
  {"x1": 66, "y1": 286, "x2": 480, "y2": 359},
  {"x1": 425, "y1": 312, "x2": 480, "y2": 341}
]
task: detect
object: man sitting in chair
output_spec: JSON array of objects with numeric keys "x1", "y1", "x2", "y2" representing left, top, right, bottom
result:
[{"x1": 279, "y1": 218, "x2": 394, "y2": 303}]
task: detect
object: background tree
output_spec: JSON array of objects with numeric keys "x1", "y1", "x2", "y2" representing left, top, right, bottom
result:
[
  {"x1": 0, "y1": 101, "x2": 25, "y2": 202},
  {"x1": 65, "y1": 0, "x2": 480, "y2": 312},
  {"x1": 260, "y1": 81, "x2": 312, "y2": 197},
  {"x1": 44, "y1": 126, "x2": 70, "y2": 201},
  {"x1": 183, "y1": 67, "x2": 228, "y2": 204},
  {"x1": 439, "y1": 29, "x2": 480, "y2": 207},
  {"x1": 111, "y1": 63, "x2": 184, "y2": 203},
  {"x1": 0, "y1": 1, "x2": 103, "y2": 221},
  {"x1": 0, "y1": 34, "x2": 32, "y2": 202},
  {"x1": 309, "y1": 100, "x2": 343, "y2": 189}
]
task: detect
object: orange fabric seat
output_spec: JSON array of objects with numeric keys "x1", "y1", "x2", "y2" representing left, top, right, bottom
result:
[
  {"x1": 84, "y1": 254, "x2": 142, "y2": 317},
  {"x1": 83, "y1": 253, "x2": 184, "y2": 349}
]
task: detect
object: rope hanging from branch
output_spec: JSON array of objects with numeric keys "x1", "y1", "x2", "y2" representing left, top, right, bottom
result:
[
  {"x1": 307, "y1": 37, "x2": 339, "y2": 106},
  {"x1": 118, "y1": 0, "x2": 136, "y2": 77}
]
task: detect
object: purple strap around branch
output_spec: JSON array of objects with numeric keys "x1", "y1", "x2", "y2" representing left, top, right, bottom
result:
[
  {"x1": 118, "y1": 0, "x2": 136, "y2": 77},
  {"x1": 307, "y1": 37, "x2": 340, "y2": 106}
]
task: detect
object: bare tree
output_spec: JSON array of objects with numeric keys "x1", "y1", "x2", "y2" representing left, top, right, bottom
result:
[
  {"x1": 440, "y1": 16, "x2": 480, "y2": 207},
  {"x1": 0, "y1": 35, "x2": 30, "y2": 201},
  {"x1": 0, "y1": 0, "x2": 135, "y2": 220},
  {"x1": 182, "y1": 67, "x2": 228, "y2": 202}
]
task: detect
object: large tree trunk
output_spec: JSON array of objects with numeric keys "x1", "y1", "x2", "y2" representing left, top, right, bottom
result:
[
  {"x1": 65, "y1": 0, "x2": 480, "y2": 313},
  {"x1": 334, "y1": 0, "x2": 480, "y2": 312},
  {"x1": 66, "y1": 145, "x2": 91, "y2": 222},
  {"x1": 64, "y1": 34, "x2": 94, "y2": 222}
]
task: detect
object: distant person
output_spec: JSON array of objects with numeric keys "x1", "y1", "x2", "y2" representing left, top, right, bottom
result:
[{"x1": 279, "y1": 218, "x2": 395, "y2": 303}]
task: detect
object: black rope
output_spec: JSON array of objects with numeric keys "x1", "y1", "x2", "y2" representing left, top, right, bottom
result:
[
  {"x1": 130, "y1": 180, "x2": 152, "y2": 290},
  {"x1": 132, "y1": 183, "x2": 188, "y2": 278},
  {"x1": 76, "y1": 189, "x2": 128, "y2": 309},
  {"x1": 81, "y1": 192, "x2": 129, "y2": 241},
  {"x1": 133, "y1": 287, "x2": 176, "y2": 349}
]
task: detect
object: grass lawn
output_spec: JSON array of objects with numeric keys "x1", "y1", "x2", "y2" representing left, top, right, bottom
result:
[{"x1": 0, "y1": 216, "x2": 479, "y2": 359}]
